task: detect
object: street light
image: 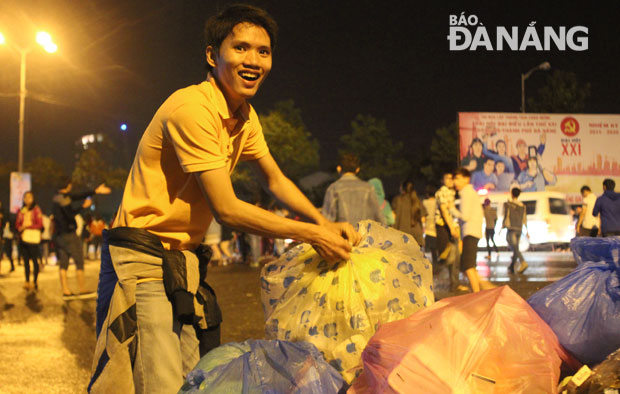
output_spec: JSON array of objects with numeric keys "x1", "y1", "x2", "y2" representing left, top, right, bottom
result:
[
  {"x1": 521, "y1": 61, "x2": 550, "y2": 113},
  {"x1": 0, "y1": 30, "x2": 58, "y2": 172}
]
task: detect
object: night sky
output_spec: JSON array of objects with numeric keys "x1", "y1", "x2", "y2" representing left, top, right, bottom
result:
[{"x1": 1, "y1": 0, "x2": 619, "y2": 176}]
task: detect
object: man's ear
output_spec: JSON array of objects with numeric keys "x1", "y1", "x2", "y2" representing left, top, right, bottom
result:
[
  {"x1": 206, "y1": 46, "x2": 217, "y2": 68},
  {"x1": 336, "y1": 165, "x2": 342, "y2": 174},
  {"x1": 354, "y1": 167, "x2": 360, "y2": 174}
]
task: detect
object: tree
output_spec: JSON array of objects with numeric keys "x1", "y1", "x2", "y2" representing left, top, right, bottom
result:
[
  {"x1": 339, "y1": 114, "x2": 410, "y2": 181},
  {"x1": 420, "y1": 122, "x2": 459, "y2": 183},
  {"x1": 232, "y1": 101, "x2": 320, "y2": 202},
  {"x1": 527, "y1": 70, "x2": 591, "y2": 113},
  {"x1": 25, "y1": 156, "x2": 67, "y2": 189},
  {"x1": 72, "y1": 147, "x2": 128, "y2": 190}
]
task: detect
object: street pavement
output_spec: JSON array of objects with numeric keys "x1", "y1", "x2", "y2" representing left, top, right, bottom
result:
[{"x1": 0, "y1": 250, "x2": 577, "y2": 393}]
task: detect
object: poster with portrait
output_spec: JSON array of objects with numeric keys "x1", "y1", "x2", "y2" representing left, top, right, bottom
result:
[
  {"x1": 10, "y1": 172, "x2": 32, "y2": 214},
  {"x1": 459, "y1": 112, "x2": 620, "y2": 203}
]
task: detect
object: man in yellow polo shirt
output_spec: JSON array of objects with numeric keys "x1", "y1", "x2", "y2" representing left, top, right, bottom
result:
[{"x1": 90, "y1": 5, "x2": 359, "y2": 393}]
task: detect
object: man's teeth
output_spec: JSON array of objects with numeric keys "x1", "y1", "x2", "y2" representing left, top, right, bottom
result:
[{"x1": 240, "y1": 72, "x2": 259, "y2": 81}]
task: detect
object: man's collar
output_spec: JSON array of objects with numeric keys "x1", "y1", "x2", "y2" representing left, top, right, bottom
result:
[{"x1": 206, "y1": 73, "x2": 250, "y2": 123}]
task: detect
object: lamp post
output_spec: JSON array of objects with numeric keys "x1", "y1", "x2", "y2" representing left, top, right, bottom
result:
[
  {"x1": 521, "y1": 61, "x2": 550, "y2": 113},
  {"x1": 0, "y1": 31, "x2": 58, "y2": 172}
]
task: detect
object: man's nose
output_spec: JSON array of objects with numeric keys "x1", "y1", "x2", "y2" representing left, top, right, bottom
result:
[{"x1": 243, "y1": 50, "x2": 260, "y2": 67}]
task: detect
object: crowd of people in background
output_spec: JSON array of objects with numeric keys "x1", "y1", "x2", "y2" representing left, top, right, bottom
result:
[{"x1": 0, "y1": 180, "x2": 111, "y2": 298}]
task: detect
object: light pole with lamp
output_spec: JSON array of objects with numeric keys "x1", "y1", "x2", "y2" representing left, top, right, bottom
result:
[
  {"x1": 0, "y1": 31, "x2": 58, "y2": 173},
  {"x1": 521, "y1": 61, "x2": 550, "y2": 113}
]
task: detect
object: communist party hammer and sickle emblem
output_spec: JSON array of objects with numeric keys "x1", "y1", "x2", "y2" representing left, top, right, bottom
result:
[{"x1": 561, "y1": 117, "x2": 580, "y2": 136}]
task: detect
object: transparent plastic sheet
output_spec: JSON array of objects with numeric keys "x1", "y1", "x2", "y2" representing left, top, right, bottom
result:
[
  {"x1": 350, "y1": 286, "x2": 577, "y2": 394},
  {"x1": 178, "y1": 339, "x2": 345, "y2": 393},
  {"x1": 260, "y1": 220, "x2": 434, "y2": 383},
  {"x1": 529, "y1": 238, "x2": 620, "y2": 366}
]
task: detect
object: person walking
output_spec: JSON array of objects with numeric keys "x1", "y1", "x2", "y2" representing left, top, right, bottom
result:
[
  {"x1": 503, "y1": 187, "x2": 529, "y2": 274},
  {"x1": 52, "y1": 179, "x2": 110, "y2": 298},
  {"x1": 368, "y1": 177, "x2": 395, "y2": 227},
  {"x1": 435, "y1": 172, "x2": 466, "y2": 291},
  {"x1": 422, "y1": 185, "x2": 438, "y2": 267},
  {"x1": 392, "y1": 180, "x2": 426, "y2": 248},
  {"x1": 483, "y1": 198, "x2": 499, "y2": 259},
  {"x1": 592, "y1": 179, "x2": 620, "y2": 237},
  {"x1": 576, "y1": 185, "x2": 599, "y2": 237},
  {"x1": 16, "y1": 191, "x2": 43, "y2": 290},
  {"x1": 452, "y1": 169, "x2": 496, "y2": 292},
  {"x1": 322, "y1": 153, "x2": 385, "y2": 226}
]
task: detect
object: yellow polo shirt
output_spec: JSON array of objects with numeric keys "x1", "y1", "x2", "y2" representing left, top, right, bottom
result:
[{"x1": 113, "y1": 74, "x2": 269, "y2": 250}]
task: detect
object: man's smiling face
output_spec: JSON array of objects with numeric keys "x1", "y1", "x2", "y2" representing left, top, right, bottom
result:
[{"x1": 207, "y1": 22, "x2": 272, "y2": 111}]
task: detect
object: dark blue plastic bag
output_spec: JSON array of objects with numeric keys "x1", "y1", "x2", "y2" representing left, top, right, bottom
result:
[
  {"x1": 570, "y1": 236, "x2": 620, "y2": 270},
  {"x1": 179, "y1": 339, "x2": 345, "y2": 393},
  {"x1": 528, "y1": 237, "x2": 620, "y2": 366}
]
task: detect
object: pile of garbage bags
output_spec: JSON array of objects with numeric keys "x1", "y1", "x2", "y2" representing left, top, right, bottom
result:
[
  {"x1": 350, "y1": 286, "x2": 576, "y2": 394},
  {"x1": 528, "y1": 237, "x2": 620, "y2": 366},
  {"x1": 260, "y1": 220, "x2": 434, "y2": 382},
  {"x1": 179, "y1": 339, "x2": 345, "y2": 393},
  {"x1": 558, "y1": 347, "x2": 620, "y2": 394}
]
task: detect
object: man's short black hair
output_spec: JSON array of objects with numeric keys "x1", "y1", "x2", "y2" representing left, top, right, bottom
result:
[
  {"x1": 204, "y1": 4, "x2": 278, "y2": 72},
  {"x1": 338, "y1": 152, "x2": 360, "y2": 173},
  {"x1": 454, "y1": 167, "x2": 471, "y2": 179},
  {"x1": 580, "y1": 185, "x2": 591, "y2": 194},
  {"x1": 603, "y1": 178, "x2": 616, "y2": 191},
  {"x1": 471, "y1": 138, "x2": 482, "y2": 147},
  {"x1": 511, "y1": 187, "x2": 521, "y2": 198}
]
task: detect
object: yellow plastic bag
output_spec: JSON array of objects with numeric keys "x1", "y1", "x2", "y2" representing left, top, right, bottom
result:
[{"x1": 261, "y1": 220, "x2": 434, "y2": 382}]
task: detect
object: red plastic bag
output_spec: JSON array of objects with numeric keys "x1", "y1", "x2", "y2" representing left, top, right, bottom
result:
[{"x1": 350, "y1": 286, "x2": 578, "y2": 394}]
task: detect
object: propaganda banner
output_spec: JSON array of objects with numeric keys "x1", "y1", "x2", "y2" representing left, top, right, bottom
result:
[
  {"x1": 458, "y1": 112, "x2": 620, "y2": 204},
  {"x1": 10, "y1": 172, "x2": 32, "y2": 214}
]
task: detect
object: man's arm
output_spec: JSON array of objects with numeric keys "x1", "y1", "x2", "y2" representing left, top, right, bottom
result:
[{"x1": 197, "y1": 157, "x2": 358, "y2": 262}]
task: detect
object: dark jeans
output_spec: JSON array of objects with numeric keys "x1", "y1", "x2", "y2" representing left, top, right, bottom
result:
[
  {"x1": 485, "y1": 228, "x2": 498, "y2": 255},
  {"x1": 21, "y1": 241, "x2": 40, "y2": 283},
  {"x1": 506, "y1": 230, "x2": 524, "y2": 267},
  {"x1": 424, "y1": 235, "x2": 438, "y2": 267},
  {"x1": 578, "y1": 226, "x2": 598, "y2": 237}
]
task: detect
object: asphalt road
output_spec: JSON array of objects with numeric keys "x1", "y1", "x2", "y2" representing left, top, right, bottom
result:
[{"x1": 0, "y1": 250, "x2": 577, "y2": 393}]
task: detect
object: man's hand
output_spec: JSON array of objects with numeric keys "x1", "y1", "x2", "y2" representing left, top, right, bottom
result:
[
  {"x1": 324, "y1": 221, "x2": 361, "y2": 246},
  {"x1": 95, "y1": 183, "x2": 111, "y2": 194},
  {"x1": 310, "y1": 222, "x2": 360, "y2": 264}
]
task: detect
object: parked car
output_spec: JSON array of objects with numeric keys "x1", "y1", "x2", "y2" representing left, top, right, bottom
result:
[{"x1": 476, "y1": 190, "x2": 576, "y2": 251}]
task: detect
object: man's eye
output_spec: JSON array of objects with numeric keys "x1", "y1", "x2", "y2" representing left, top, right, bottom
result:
[
  {"x1": 259, "y1": 49, "x2": 271, "y2": 56},
  {"x1": 235, "y1": 46, "x2": 245, "y2": 51}
]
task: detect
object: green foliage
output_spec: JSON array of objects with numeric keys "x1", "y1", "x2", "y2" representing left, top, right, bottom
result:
[
  {"x1": 231, "y1": 101, "x2": 320, "y2": 202},
  {"x1": 25, "y1": 156, "x2": 67, "y2": 189},
  {"x1": 527, "y1": 70, "x2": 591, "y2": 113},
  {"x1": 338, "y1": 114, "x2": 410, "y2": 180},
  {"x1": 261, "y1": 109, "x2": 320, "y2": 181},
  {"x1": 420, "y1": 122, "x2": 459, "y2": 183},
  {"x1": 72, "y1": 146, "x2": 128, "y2": 190}
]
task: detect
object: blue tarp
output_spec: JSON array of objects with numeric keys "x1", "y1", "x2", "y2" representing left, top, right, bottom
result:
[{"x1": 179, "y1": 339, "x2": 345, "y2": 393}]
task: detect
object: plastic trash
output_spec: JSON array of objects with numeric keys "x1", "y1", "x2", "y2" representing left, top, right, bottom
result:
[
  {"x1": 178, "y1": 339, "x2": 345, "y2": 393},
  {"x1": 557, "y1": 347, "x2": 620, "y2": 394},
  {"x1": 570, "y1": 236, "x2": 620, "y2": 270},
  {"x1": 528, "y1": 238, "x2": 620, "y2": 366},
  {"x1": 261, "y1": 220, "x2": 433, "y2": 382},
  {"x1": 350, "y1": 286, "x2": 577, "y2": 394}
]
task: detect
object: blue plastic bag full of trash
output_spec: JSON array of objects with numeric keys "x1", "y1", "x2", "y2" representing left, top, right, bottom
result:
[
  {"x1": 528, "y1": 237, "x2": 620, "y2": 366},
  {"x1": 570, "y1": 236, "x2": 620, "y2": 270},
  {"x1": 178, "y1": 339, "x2": 345, "y2": 393}
]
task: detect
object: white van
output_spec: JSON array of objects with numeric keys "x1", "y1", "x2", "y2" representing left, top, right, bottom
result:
[{"x1": 476, "y1": 191, "x2": 576, "y2": 251}]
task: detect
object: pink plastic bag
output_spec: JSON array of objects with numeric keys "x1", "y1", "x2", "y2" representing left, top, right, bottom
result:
[{"x1": 350, "y1": 286, "x2": 578, "y2": 394}]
